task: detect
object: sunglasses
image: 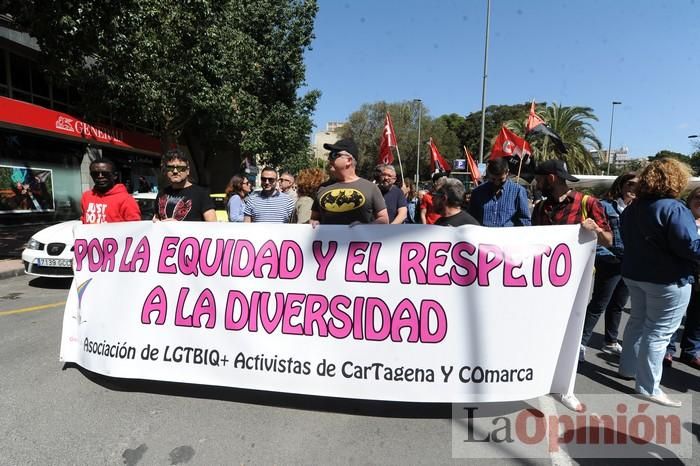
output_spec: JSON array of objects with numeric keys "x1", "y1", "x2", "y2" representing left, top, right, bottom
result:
[
  {"x1": 328, "y1": 150, "x2": 349, "y2": 161},
  {"x1": 165, "y1": 165, "x2": 188, "y2": 173},
  {"x1": 90, "y1": 171, "x2": 112, "y2": 178},
  {"x1": 261, "y1": 176, "x2": 277, "y2": 183}
]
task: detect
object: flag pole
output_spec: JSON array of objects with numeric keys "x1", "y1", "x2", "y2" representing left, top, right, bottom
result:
[{"x1": 394, "y1": 145, "x2": 405, "y2": 185}]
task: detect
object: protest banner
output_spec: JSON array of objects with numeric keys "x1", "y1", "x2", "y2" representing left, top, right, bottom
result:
[{"x1": 60, "y1": 222, "x2": 596, "y2": 403}]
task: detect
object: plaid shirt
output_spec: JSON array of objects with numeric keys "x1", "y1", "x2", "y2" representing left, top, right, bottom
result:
[{"x1": 532, "y1": 190, "x2": 611, "y2": 232}]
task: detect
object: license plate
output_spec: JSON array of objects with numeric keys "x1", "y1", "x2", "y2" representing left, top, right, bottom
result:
[{"x1": 38, "y1": 258, "x2": 72, "y2": 268}]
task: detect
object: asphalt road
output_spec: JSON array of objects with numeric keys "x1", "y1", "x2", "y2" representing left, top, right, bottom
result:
[{"x1": 1, "y1": 274, "x2": 697, "y2": 465}]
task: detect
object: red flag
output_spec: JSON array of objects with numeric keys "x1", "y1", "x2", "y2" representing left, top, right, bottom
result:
[
  {"x1": 428, "y1": 138, "x2": 451, "y2": 173},
  {"x1": 378, "y1": 112, "x2": 398, "y2": 164},
  {"x1": 526, "y1": 101, "x2": 546, "y2": 133},
  {"x1": 464, "y1": 146, "x2": 481, "y2": 185},
  {"x1": 489, "y1": 126, "x2": 532, "y2": 160}
]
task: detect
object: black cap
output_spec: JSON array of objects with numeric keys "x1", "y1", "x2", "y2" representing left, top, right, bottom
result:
[
  {"x1": 323, "y1": 138, "x2": 359, "y2": 159},
  {"x1": 534, "y1": 159, "x2": 579, "y2": 182}
]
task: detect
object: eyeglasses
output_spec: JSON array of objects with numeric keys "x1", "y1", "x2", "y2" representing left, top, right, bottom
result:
[
  {"x1": 165, "y1": 165, "x2": 188, "y2": 173},
  {"x1": 328, "y1": 150, "x2": 348, "y2": 161},
  {"x1": 261, "y1": 176, "x2": 277, "y2": 183},
  {"x1": 90, "y1": 171, "x2": 112, "y2": 178}
]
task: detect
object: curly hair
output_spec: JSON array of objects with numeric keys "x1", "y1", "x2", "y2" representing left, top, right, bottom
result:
[
  {"x1": 295, "y1": 167, "x2": 328, "y2": 197},
  {"x1": 637, "y1": 158, "x2": 692, "y2": 200},
  {"x1": 224, "y1": 174, "x2": 248, "y2": 200}
]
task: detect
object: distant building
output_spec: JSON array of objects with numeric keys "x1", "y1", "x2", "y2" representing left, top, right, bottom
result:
[
  {"x1": 313, "y1": 121, "x2": 345, "y2": 159},
  {"x1": 590, "y1": 146, "x2": 631, "y2": 169}
]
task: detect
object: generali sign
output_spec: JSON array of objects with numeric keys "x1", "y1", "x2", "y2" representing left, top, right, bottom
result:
[{"x1": 0, "y1": 96, "x2": 160, "y2": 155}]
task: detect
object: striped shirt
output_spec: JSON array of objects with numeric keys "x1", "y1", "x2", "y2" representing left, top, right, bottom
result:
[{"x1": 243, "y1": 190, "x2": 295, "y2": 223}]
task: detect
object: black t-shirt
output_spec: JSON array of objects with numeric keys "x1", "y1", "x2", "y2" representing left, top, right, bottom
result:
[
  {"x1": 312, "y1": 178, "x2": 386, "y2": 224},
  {"x1": 435, "y1": 210, "x2": 480, "y2": 227},
  {"x1": 382, "y1": 185, "x2": 408, "y2": 223},
  {"x1": 156, "y1": 184, "x2": 215, "y2": 221}
]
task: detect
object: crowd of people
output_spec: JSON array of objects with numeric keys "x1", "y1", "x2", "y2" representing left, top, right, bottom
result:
[{"x1": 78, "y1": 139, "x2": 698, "y2": 407}]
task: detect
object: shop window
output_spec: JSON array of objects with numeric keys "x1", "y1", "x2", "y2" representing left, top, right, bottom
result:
[
  {"x1": 53, "y1": 84, "x2": 68, "y2": 104},
  {"x1": 53, "y1": 102, "x2": 68, "y2": 113},
  {"x1": 33, "y1": 96, "x2": 51, "y2": 108},
  {"x1": 31, "y1": 66, "x2": 50, "y2": 98},
  {"x1": 9, "y1": 53, "x2": 31, "y2": 92},
  {"x1": 0, "y1": 51, "x2": 6, "y2": 85},
  {"x1": 12, "y1": 90, "x2": 32, "y2": 104}
]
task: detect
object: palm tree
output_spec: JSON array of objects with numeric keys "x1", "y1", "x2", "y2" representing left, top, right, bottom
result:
[{"x1": 506, "y1": 103, "x2": 602, "y2": 174}]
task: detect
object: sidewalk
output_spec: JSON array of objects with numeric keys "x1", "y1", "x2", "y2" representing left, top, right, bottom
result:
[{"x1": 0, "y1": 259, "x2": 24, "y2": 280}]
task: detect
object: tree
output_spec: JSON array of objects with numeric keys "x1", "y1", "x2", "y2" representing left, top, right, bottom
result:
[
  {"x1": 339, "y1": 100, "x2": 427, "y2": 180},
  {"x1": 4, "y1": 0, "x2": 319, "y2": 183},
  {"x1": 649, "y1": 150, "x2": 690, "y2": 162},
  {"x1": 506, "y1": 103, "x2": 601, "y2": 174}
]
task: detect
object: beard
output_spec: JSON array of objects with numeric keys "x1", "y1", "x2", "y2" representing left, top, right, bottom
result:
[{"x1": 539, "y1": 179, "x2": 554, "y2": 198}]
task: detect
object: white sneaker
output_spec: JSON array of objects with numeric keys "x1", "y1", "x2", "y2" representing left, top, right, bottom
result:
[
  {"x1": 602, "y1": 342, "x2": 623, "y2": 355},
  {"x1": 637, "y1": 391, "x2": 682, "y2": 408}
]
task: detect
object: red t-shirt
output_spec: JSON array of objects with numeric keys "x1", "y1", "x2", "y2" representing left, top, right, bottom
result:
[
  {"x1": 81, "y1": 183, "x2": 141, "y2": 224},
  {"x1": 420, "y1": 192, "x2": 442, "y2": 225}
]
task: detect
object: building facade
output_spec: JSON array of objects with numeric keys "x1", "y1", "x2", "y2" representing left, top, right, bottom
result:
[{"x1": 0, "y1": 25, "x2": 162, "y2": 223}]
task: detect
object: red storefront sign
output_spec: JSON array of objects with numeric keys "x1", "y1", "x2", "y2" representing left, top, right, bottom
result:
[{"x1": 0, "y1": 96, "x2": 161, "y2": 155}]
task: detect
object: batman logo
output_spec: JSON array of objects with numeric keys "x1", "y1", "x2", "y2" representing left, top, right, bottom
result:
[{"x1": 320, "y1": 188, "x2": 366, "y2": 213}]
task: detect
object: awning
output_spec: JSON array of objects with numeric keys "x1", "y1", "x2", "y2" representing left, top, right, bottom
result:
[{"x1": 0, "y1": 96, "x2": 161, "y2": 156}]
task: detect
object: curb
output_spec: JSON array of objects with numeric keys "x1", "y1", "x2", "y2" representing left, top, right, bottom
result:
[{"x1": 0, "y1": 261, "x2": 25, "y2": 280}]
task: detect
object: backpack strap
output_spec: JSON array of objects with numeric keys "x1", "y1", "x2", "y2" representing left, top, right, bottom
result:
[{"x1": 581, "y1": 194, "x2": 589, "y2": 220}]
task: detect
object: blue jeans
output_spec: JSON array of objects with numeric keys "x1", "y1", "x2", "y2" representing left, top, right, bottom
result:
[
  {"x1": 666, "y1": 283, "x2": 700, "y2": 359},
  {"x1": 619, "y1": 279, "x2": 690, "y2": 396},
  {"x1": 580, "y1": 256, "x2": 627, "y2": 347}
]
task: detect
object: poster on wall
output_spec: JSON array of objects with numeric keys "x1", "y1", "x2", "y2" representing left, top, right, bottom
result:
[{"x1": 0, "y1": 164, "x2": 55, "y2": 213}]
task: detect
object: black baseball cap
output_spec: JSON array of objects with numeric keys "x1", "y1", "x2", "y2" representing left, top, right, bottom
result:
[
  {"x1": 323, "y1": 138, "x2": 359, "y2": 159},
  {"x1": 535, "y1": 159, "x2": 579, "y2": 182}
]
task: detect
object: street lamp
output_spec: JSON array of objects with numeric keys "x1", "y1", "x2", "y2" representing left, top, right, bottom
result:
[
  {"x1": 606, "y1": 101, "x2": 622, "y2": 175},
  {"x1": 413, "y1": 99, "x2": 422, "y2": 184}
]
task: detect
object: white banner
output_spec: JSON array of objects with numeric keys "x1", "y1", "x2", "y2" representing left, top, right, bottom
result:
[{"x1": 60, "y1": 222, "x2": 596, "y2": 403}]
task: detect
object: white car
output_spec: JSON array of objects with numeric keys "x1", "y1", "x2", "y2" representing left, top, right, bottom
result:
[
  {"x1": 21, "y1": 192, "x2": 157, "y2": 278},
  {"x1": 22, "y1": 220, "x2": 81, "y2": 278}
]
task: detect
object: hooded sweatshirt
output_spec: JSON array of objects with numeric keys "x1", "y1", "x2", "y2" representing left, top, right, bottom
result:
[{"x1": 81, "y1": 183, "x2": 141, "y2": 224}]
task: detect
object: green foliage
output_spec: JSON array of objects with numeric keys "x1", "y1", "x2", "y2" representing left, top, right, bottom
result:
[
  {"x1": 5, "y1": 0, "x2": 319, "y2": 175},
  {"x1": 339, "y1": 100, "x2": 426, "y2": 180},
  {"x1": 649, "y1": 150, "x2": 689, "y2": 162}
]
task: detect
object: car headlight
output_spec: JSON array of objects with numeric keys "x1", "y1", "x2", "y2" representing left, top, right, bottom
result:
[{"x1": 26, "y1": 238, "x2": 44, "y2": 250}]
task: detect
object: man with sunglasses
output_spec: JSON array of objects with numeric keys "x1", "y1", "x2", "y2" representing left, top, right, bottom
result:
[
  {"x1": 154, "y1": 149, "x2": 216, "y2": 222},
  {"x1": 81, "y1": 158, "x2": 141, "y2": 224},
  {"x1": 277, "y1": 172, "x2": 297, "y2": 201},
  {"x1": 243, "y1": 167, "x2": 295, "y2": 223},
  {"x1": 311, "y1": 138, "x2": 388, "y2": 225}
]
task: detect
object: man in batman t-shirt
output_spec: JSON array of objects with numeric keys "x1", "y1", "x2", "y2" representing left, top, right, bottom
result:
[{"x1": 311, "y1": 138, "x2": 388, "y2": 225}]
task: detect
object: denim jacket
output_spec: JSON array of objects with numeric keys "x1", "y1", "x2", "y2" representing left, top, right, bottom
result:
[{"x1": 596, "y1": 199, "x2": 624, "y2": 259}]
